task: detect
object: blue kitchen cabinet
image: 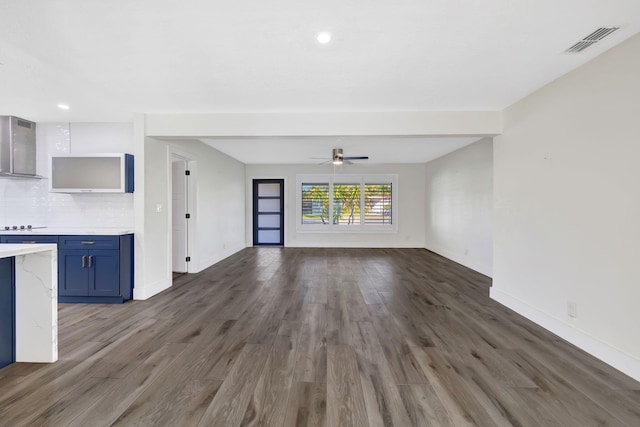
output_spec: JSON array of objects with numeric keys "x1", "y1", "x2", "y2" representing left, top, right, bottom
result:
[
  {"x1": 0, "y1": 257, "x2": 15, "y2": 369},
  {"x1": 0, "y1": 233, "x2": 134, "y2": 304},
  {"x1": 59, "y1": 249, "x2": 120, "y2": 298},
  {"x1": 89, "y1": 250, "x2": 120, "y2": 297},
  {"x1": 58, "y1": 235, "x2": 132, "y2": 303},
  {"x1": 50, "y1": 154, "x2": 134, "y2": 193},
  {"x1": 58, "y1": 249, "x2": 90, "y2": 296}
]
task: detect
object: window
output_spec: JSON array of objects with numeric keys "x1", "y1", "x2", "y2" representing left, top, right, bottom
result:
[
  {"x1": 333, "y1": 183, "x2": 361, "y2": 225},
  {"x1": 364, "y1": 183, "x2": 392, "y2": 225},
  {"x1": 301, "y1": 183, "x2": 329, "y2": 225},
  {"x1": 297, "y1": 174, "x2": 397, "y2": 232}
]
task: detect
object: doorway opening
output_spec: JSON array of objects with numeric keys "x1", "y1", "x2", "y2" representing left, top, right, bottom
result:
[
  {"x1": 253, "y1": 179, "x2": 284, "y2": 246},
  {"x1": 172, "y1": 154, "x2": 190, "y2": 274}
]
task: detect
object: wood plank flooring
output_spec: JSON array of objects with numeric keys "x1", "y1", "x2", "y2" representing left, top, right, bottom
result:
[{"x1": 1, "y1": 247, "x2": 639, "y2": 426}]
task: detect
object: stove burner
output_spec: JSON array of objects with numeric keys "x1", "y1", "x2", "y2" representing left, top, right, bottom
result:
[{"x1": 2, "y1": 225, "x2": 46, "y2": 231}]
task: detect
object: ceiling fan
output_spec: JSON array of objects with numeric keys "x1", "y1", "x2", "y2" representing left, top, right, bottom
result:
[{"x1": 311, "y1": 148, "x2": 369, "y2": 165}]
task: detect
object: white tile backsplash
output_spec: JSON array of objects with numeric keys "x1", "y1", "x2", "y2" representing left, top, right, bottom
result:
[{"x1": 0, "y1": 122, "x2": 134, "y2": 228}]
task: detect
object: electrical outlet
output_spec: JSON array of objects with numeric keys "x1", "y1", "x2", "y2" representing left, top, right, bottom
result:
[{"x1": 567, "y1": 301, "x2": 577, "y2": 318}]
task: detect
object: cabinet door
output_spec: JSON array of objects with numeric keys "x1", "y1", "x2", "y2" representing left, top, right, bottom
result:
[
  {"x1": 88, "y1": 250, "x2": 120, "y2": 297},
  {"x1": 0, "y1": 257, "x2": 14, "y2": 368},
  {"x1": 59, "y1": 250, "x2": 89, "y2": 296}
]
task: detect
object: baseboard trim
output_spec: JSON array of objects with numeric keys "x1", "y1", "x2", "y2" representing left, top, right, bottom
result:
[
  {"x1": 195, "y1": 244, "x2": 246, "y2": 273},
  {"x1": 133, "y1": 277, "x2": 171, "y2": 300},
  {"x1": 58, "y1": 296, "x2": 125, "y2": 304},
  {"x1": 424, "y1": 243, "x2": 492, "y2": 277},
  {"x1": 490, "y1": 288, "x2": 640, "y2": 382},
  {"x1": 285, "y1": 242, "x2": 423, "y2": 248}
]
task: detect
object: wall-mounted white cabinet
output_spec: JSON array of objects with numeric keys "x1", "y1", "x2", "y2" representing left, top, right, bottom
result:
[{"x1": 50, "y1": 153, "x2": 134, "y2": 193}]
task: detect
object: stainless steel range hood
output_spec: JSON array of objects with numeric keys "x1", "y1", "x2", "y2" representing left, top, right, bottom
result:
[{"x1": 0, "y1": 115, "x2": 43, "y2": 178}]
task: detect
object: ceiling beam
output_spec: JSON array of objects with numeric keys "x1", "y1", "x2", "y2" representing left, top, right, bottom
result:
[{"x1": 145, "y1": 111, "x2": 502, "y2": 138}]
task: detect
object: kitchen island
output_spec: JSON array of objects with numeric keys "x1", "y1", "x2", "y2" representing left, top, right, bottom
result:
[{"x1": 0, "y1": 244, "x2": 57, "y2": 364}]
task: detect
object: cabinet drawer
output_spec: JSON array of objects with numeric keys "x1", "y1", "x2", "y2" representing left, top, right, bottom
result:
[
  {"x1": 58, "y1": 235, "x2": 119, "y2": 250},
  {"x1": 1, "y1": 235, "x2": 58, "y2": 244}
]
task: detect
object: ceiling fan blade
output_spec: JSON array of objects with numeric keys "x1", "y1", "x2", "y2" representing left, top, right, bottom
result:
[
  {"x1": 317, "y1": 160, "x2": 333, "y2": 165},
  {"x1": 309, "y1": 157, "x2": 331, "y2": 159},
  {"x1": 343, "y1": 156, "x2": 369, "y2": 160}
]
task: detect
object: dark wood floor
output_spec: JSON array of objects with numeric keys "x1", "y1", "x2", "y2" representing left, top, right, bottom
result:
[{"x1": 1, "y1": 248, "x2": 639, "y2": 426}]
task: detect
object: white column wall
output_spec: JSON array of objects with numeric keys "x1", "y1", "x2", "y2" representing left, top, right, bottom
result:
[{"x1": 136, "y1": 137, "x2": 246, "y2": 299}]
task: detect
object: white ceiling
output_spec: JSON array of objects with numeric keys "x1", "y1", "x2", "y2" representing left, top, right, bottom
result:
[{"x1": 1, "y1": 1, "x2": 639, "y2": 163}]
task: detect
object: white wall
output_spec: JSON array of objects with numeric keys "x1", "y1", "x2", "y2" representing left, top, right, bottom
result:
[
  {"x1": 492, "y1": 34, "x2": 640, "y2": 381},
  {"x1": 138, "y1": 137, "x2": 169, "y2": 298},
  {"x1": 136, "y1": 138, "x2": 246, "y2": 299},
  {"x1": 424, "y1": 138, "x2": 493, "y2": 276},
  {"x1": 245, "y1": 163, "x2": 426, "y2": 248},
  {"x1": 0, "y1": 122, "x2": 133, "y2": 228}
]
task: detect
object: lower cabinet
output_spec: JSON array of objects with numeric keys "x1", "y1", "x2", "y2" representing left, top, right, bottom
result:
[
  {"x1": 0, "y1": 233, "x2": 134, "y2": 304},
  {"x1": 59, "y1": 249, "x2": 120, "y2": 297},
  {"x1": 57, "y1": 234, "x2": 133, "y2": 304},
  {"x1": 0, "y1": 257, "x2": 15, "y2": 368}
]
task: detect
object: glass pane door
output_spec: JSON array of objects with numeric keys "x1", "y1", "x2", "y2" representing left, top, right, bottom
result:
[{"x1": 253, "y1": 179, "x2": 284, "y2": 245}]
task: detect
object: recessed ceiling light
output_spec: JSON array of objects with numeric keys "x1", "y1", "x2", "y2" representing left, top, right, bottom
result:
[
  {"x1": 317, "y1": 32, "x2": 332, "y2": 44},
  {"x1": 57, "y1": 104, "x2": 70, "y2": 110}
]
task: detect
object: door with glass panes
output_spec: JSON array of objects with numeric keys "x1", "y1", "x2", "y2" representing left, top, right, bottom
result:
[{"x1": 253, "y1": 179, "x2": 284, "y2": 245}]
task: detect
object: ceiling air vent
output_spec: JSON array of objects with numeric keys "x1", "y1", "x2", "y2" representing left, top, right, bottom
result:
[{"x1": 565, "y1": 27, "x2": 620, "y2": 53}]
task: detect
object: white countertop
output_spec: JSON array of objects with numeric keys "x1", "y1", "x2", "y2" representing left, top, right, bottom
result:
[
  {"x1": 1, "y1": 243, "x2": 58, "y2": 363},
  {"x1": 1, "y1": 228, "x2": 134, "y2": 235},
  {"x1": 0, "y1": 243, "x2": 57, "y2": 258}
]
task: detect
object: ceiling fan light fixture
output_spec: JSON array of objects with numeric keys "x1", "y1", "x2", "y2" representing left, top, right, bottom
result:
[
  {"x1": 309, "y1": 147, "x2": 367, "y2": 166},
  {"x1": 332, "y1": 148, "x2": 343, "y2": 165}
]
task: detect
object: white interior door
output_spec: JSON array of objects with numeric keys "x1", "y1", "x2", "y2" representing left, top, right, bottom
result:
[{"x1": 172, "y1": 159, "x2": 188, "y2": 272}]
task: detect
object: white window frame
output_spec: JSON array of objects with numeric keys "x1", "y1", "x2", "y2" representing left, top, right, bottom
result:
[{"x1": 296, "y1": 174, "x2": 398, "y2": 233}]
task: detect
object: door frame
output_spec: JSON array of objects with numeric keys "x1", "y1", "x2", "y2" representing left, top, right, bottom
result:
[
  {"x1": 167, "y1": 147, "x2": 196, "y2": 275},
  {"x1": 253, "y1": 178, "x2": 285, "y2": 246},
  {"x1": 171, "y1": 155, "x2": 189, "y2": 273}
]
